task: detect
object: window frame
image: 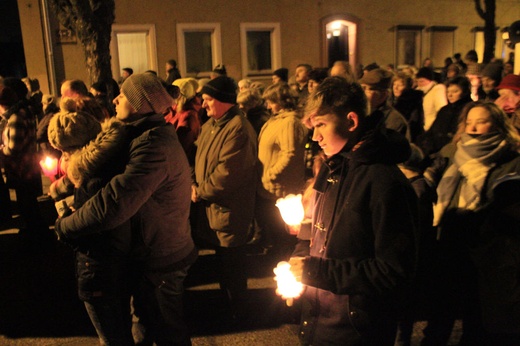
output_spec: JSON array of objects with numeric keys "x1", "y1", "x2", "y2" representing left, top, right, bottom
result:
[
  {"x1": 427, "y1": 26, "x2": 457, "y2": 68},
  {"x1": 240, "y1": 22, "x2": 281, "y2": 78},
  {"x1": 176, "y1": 23, "x2": 222, "y2": 78},
  {"x1": 110, "y1": 24, "x2": 158, "y2": 77},
  {"x1": 394, "y1": 25, "x2": 425, "y2": 69}
]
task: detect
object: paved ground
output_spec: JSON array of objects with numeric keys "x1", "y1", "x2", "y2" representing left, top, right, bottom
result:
[{"x1": 0, "y1": 176, "x2": 462, "y2": 345}]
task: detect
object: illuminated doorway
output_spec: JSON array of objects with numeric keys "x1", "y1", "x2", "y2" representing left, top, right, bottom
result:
[{"x1": 321, "y1": 15, "x2": 359, "y2": 68}]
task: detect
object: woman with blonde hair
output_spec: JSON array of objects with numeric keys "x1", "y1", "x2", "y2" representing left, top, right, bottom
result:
[
  {"x1": 165, "y1": 77, "x2": 201, "y2": 164},
  {"x1": 255, "y1": 82, "x2": 308, "y2": 259}
]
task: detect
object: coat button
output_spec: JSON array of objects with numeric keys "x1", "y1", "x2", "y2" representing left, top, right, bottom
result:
[{"x1": 349, "y1": 310, "x2": 358, "y2": 317}]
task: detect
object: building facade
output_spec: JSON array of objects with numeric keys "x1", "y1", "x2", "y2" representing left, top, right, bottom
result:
[{"x1": 17, "y1": 0, "x2": 520, "y2": 95}]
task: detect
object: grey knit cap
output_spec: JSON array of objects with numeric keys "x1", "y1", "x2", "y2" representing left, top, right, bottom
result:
[
  {"x1": 47, "y1": 110, "x2": 101, "y2": 152},
  {"x1": 121, "y1": 73, "x2": 173, "y2": 115}
]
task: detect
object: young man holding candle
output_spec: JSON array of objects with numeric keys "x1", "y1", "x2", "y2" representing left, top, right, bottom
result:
[{"x1": 287, "y1": 76, "x2": 419, "y2": 345}]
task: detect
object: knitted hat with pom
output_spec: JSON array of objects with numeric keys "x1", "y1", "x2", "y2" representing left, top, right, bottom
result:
[
  {"x1": 121, "y1": 73, "x2": 173, "y2": 115},
  {"x1": 47, "y1": 110, "x2": 101, "y2": 152}
]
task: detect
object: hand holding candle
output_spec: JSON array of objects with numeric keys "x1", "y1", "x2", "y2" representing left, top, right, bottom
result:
[
  {"x1": 276, "y1": 194, "x2": 305, "y2": 227},
  {"x1": 273, "y1": 259, "x2": 304, "y2": 306}
]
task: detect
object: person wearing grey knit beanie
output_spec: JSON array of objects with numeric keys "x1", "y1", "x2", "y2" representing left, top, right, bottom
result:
[
  {"x1": 115, "y1": 73, "x2": 173, "y2": 122},
  {"x1": 56, "y1": 72, "x2": 196, "y2": 345}
]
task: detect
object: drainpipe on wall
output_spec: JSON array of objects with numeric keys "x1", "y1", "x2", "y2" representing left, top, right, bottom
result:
[{"x1": 40, "y1": 0, "x2": 58, "y2": 95}]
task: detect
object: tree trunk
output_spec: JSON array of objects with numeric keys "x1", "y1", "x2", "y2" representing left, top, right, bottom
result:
[
  {"x1": 474, "y1": 0, "x2": 496, "y2": 64},
  {"x1": 49, "y1": 0, "x2": 115, "y2": 84}
]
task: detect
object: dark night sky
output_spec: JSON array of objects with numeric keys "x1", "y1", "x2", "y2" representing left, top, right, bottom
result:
[{"x1": 0, "y1": 0, "x2": 27, "y2": 78}]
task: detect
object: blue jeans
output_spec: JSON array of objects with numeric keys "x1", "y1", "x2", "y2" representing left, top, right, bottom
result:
[
  {"x1": 132, "y1": 266, "x2": 192, "y2": 346},
  {"x1": 78, "y1": 249, "x2": 133, "y2": 346},
  {"x1": 84, "y1": 296, "x2": 133, "y2": 346}
]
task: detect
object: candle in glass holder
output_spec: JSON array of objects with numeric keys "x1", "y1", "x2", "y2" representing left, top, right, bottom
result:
[
  {"x1": 39, "y1": 156, "x2": 58, "y2": 180},
  {"x1": 273, "y1": 261, "x2": 304, "y2": 306},
  {"x1": 276, "y1": 194, "x2": 304, "y2": 226}
]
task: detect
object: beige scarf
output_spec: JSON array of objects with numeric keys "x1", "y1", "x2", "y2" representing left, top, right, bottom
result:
[{"x1": 433, "y1": 132, "x2": 508, "y2": 226}]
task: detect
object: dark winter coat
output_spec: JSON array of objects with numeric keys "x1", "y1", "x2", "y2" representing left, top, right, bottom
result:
[
  {"x1": 416, "y1": 95, "x2": 472, "y2": 157},
  {"x1": 55, "y1": 114, "x2": 196, "y2": 272},
  {"x1": 391, "y1": 89, "x2": 424, "y2": 143},
  {"x1": 194, "y1": 106, "x2": 259, "y2": 247},
  {"x1": 298, "y1": 122, "x2": 419, "y2": 346}
]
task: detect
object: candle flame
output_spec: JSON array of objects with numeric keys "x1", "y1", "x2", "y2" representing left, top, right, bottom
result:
[
  {"x1": 39, "y1": 156, "x2": 59, "y2": 179},
  {"x1": 273, "y1": 261, "x2": 304, "y2": 305},
  {"x1": 276, "y1": 194, "x2": 304, "y2": 226}
]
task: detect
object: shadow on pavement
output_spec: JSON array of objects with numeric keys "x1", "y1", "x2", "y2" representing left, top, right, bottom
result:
[
  {"x1": 0, "y1": 233, "x2": 96, "y2": 338},
  {"x1": 0, "y1": 230, "x2": 298, "y2": 340}
]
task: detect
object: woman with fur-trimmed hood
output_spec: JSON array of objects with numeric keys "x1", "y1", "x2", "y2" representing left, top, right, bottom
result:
[{"x1": 48, "y1": 105, "x2": 136, "y2": 345}]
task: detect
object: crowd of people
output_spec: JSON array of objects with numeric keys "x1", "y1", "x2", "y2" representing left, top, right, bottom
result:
[{"x1": 0, "y1": 49, "x2": 519, "y2": 345}]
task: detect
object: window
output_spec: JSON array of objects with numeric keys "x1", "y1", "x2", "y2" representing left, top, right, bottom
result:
[
  {"x1": 110, "y1": 24, "x2": 158, "y2": 78},
  {"x1": 428, "y1": 26, "x2": 457, "y2": 68},
  {"x1": 240, "y1": 23, "x2": 281, "y2": 78},
  {"x1": 177, "y1": 23, "x2": 222, "y2": 78},
  {"x1": 395, "y1": 25, "x2": 424, "y2": 68}
]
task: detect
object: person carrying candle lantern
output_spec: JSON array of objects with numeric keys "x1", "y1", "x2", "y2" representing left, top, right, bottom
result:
[{"x1": 283, "y1": 76, "x2": 419, "y2": 346}]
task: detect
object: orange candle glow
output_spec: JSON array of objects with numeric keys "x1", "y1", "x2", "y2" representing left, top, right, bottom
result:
[
  {"x1": 275, "y1": 194, "x2": 305, "y2": 227},
  {"x1": 273, "y1": 261, "x2": 304, "y2": 306},
  {"x1": 39, "y1": 156, "x2": 59, "y2": 179}
]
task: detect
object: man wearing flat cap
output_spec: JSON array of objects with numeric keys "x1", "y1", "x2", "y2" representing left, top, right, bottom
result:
[
  {"x1": 192, "y1": 76, "x2": 259, "y2": 318},
  {"x1": 360, "y1": 68, "x2": 411, "y2": 140},
  {"x1": 55, "y1": 73, "x2": 196, "y2": 345}
]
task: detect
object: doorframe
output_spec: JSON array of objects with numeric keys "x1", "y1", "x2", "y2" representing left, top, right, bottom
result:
[{"x1": 320, "y1": 14, "x2": 361, "y2": 69}]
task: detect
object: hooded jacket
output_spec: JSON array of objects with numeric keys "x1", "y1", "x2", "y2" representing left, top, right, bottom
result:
[{"x1": 298, "y1": 119, "x2": 419, "y2": 345}]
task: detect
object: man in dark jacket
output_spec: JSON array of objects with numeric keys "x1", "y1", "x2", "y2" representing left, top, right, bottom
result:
[
  {"x1": 192, "y1": 76, "x2": 259, "y2": 319},
  {"x1": 55, "y1": 73, "x2": 196, "y2": 345},
  {"x1": 287, "y1": 76, "x2": 419, "y2": 346},
  {"x1": 359, "y1": 68, "x2": 411, "y2": 141}
]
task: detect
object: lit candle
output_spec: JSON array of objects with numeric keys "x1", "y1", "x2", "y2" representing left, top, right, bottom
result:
[
  {"x1": 273, "y1": 261, "x2": 304, "y2": 306},
  {"x1": 276, "y1": 194, "x2": 305, "y2": 227},
  {"x1": 39, "y1": 156, "x2": 58, "y2": 180}
]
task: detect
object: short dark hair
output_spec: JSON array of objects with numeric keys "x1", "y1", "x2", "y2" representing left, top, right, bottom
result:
[
  {"x1": 67, "y1": 79, "x2": 89, "y2": 97},
  {"x1": 306, "y1": 76, "x2": 367, "y2": 120},
  {"x1": 122, "y1": 67, "x2": 133, "y2": 75},
  {"x1": 308, "y1": 68, "x2": 329, "y2": 84},
  {"x1": 297, "y1": 64, "x2": 312, "y2": 73},
  {"x1": 446, "y1": 76, "x2": 471, "y2": 99}
]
